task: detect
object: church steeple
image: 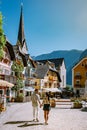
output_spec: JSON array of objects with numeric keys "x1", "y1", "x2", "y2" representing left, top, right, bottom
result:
[{"x1": 17, "y1": 3, "x2": 28, "y2": 54}]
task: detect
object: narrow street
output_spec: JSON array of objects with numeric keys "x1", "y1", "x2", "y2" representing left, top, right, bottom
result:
[{"x1": 0, "y1": 101, "x2": 87, "y2": 130}]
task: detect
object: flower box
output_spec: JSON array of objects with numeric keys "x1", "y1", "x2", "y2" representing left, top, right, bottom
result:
[{"x1": 73, "y1": 102, "x2": 82, "y2": 108}]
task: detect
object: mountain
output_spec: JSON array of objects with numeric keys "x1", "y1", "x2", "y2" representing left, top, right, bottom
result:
[{"x1": 33, "y1": 49, "x2": 83, "y2": 85}]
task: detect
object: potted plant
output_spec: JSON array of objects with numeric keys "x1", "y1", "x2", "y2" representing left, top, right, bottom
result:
[
  {"x1": 73, "y1": 99, "x2": 82, "y2": 108},
  {"x1": 15, "y1": 93, "x2": 24, "y2": 102},
  {"x1": 50, "y1": 98, "x2": 56, "y2": 107}
]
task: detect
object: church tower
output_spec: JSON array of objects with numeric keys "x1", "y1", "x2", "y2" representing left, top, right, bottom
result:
[{"x1": 16, "y1": 3, "x2": 28, "y2": 55}]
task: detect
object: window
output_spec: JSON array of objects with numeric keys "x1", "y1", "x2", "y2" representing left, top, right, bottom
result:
[
  {"x1": 54, "y1": 83, "x2": 57, "y2": 87},
  {"x1": 76, "y1": 72, "x2": 80, "y2": 76},
  {"x1": 62, "y1": 75, "x2": 64, "y2": 87},
  {"x1": 35, "y1": 82, "x2": 37, "y2": 86},
  {"x1": 0, "y1": 89, "x2": 4, "y2": 95},
  {"x1": 76, "y1": 80, "x2": 80, "y2": 84},
  {"x1": 82, "y1": 63, "x2": 84, "y2": 66},
  {"x1": 44, "y1": 82, "x2": 47, "y2": 87},
  {"x1": 86, "y1": 72, "x2": 87, "y2": 78},
  {"x1": 4, "y1": 69, "x2": 9, "y2": 75},
  {"x1": 11, "y1": 71, "x2": 15, "y2": 76},
  {"x1": 49, "y1": 83, "x2": 51, "y2": 88}
]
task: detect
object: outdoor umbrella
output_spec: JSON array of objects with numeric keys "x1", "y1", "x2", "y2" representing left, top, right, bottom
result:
[
  {"x1": 42, "y1": 88, "x2": 62, "y2": 93},
  {"x1": 20, "y1": 87, "x2": 34, "y2": 92}
]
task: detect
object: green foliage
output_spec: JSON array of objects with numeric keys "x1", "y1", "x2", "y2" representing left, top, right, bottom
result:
[
  {"x1": 16, "y1": 78, "x2": 24, "y2": 89},
  {"x1": 0, "y1": 49, "x2": 4, "y2": 58},
  {"x1": 73, "y1": 99, "x2": 82, "y2": 108},
  {"x1": 0, "y1": 12, "x2": 6, "y2": 59},
  {"x1": 74, "y1": 99, "x2": 81, "y2": 103},
  {"x1": 11, "y1": 60, "x2": 24, "y2": 96},
  {"x1": 11, "y1": 79, "x2": 24, "y2": 91},
  {"x1": 18, "y1": 93, "x2": 24, "y2": 98},
  {"x1": 65, "y1": 85, "x2": 73, "y2": 92},
  {"x1": 11, "y1": 60, "x2": 24, "y2": 72}
]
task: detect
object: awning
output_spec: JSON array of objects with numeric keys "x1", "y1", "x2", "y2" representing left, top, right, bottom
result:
[
  {"x1": 42, "y1": 88, "x2": 62, "y2": 93},
  {"x1": 21, "y1": 87, "x2": 34, "y2": 92},
  {"x1": 0, "y1": 80, "x2": 14, "y2": 88}
]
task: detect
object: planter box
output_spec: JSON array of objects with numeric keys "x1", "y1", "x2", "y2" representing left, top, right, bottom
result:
[
  {"x1": 0, "y1": 103, "x2": 6, "y2": 112},
  {"x1": 50, "y1": 99, "x2": 56, "y2": 107},
  {"x1": 15, "y1": 97, "x2": 24, "y2": 102},
  {"x1": 73, "y1": 103, "x2": 82, "y2": 108}
]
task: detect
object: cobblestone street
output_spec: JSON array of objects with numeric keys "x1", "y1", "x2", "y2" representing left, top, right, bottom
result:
[{"x1": 0, "y1": 101, "x2": 87, "y2": 130}]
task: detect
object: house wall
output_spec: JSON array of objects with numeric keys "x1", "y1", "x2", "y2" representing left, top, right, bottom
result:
[
  {"x1": 0, "y1": 47, "x2": 13, "y2": 100},
  {"x1": 0, "y1": 47, "x2": 11, "y2": 75},
  {"x1": 72, "y1": 57, "x2": 87, "y2": 95},
  {"x1": 35, "y1": 70, "x2": 59, "y2": 89},
  {"x1": 59, "y1": 61, "x2": 66, "y2": 88}
]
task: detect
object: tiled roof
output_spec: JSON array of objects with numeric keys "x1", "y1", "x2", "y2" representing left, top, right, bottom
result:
[
  {"x1": 37, "y1": 58, "x2": 64, "y2": 68},
  {"x1": 6, "y1": 40, "x2": 15, "y2": 60},
  {"x1": 79, "y1": 49, "x2": 87, "y2": 60},
  {"x1": 35, "y1": 64, "x2": 61, "y2": 82},
  {"x1": 35, "y1": 64, "x2": 49, "y2": 79}
]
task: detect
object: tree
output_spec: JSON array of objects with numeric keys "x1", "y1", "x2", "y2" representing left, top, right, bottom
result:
[
  {"x1": 0, "y1": 12, "x2": 6, "y2": 60},
  {"x1": 11, "y1": 59, "x2": 24, "y2": 97}
]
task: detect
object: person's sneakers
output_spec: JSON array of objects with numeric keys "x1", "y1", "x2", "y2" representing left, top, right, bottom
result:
[{"x1": 36, "y1": 118, "x2": 39, "y2": 122}]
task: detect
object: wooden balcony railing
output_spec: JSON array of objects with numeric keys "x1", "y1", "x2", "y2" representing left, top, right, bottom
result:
[
  {"x1": 0, "y1": 74, "x2": 17, "y2": 85},
  {"x1": 74, "y1": 84, "x2": 82, "y2": 88},
  {"x1": 49, "y1": 76, "x2": 57, "y2": 81},
  {"x1": 74, "y1": 75, "x2": 82, "y2": 79}
]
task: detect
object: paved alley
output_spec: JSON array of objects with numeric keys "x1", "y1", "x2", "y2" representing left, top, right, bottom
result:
[{"x1": 0, "y1": 101, "x2": 87, "y2": 130}]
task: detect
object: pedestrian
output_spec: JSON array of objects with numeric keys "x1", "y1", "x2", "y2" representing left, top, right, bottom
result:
[
  {"x1": 41, "y1": 92, "x2": 51, "y2": 125},
  {"x1": 31, "y1": 89, "x2": 41, "y2": 122}
]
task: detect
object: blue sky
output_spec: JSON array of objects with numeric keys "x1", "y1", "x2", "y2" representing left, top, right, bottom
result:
[{"x1": 0, "y1": 0, "x2": 87, "y2": 56}]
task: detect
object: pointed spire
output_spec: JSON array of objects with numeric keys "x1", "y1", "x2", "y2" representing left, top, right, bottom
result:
[{"x1": 17, "y1": 3, "x2": 28, "y2": 54}]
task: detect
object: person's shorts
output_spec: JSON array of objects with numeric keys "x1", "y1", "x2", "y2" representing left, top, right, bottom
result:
[{"x1": 43, "y1": 104, "x2": 51, "y2": 111}]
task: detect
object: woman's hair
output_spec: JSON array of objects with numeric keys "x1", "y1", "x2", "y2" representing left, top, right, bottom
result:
[{"x1": 46, "y1": 92, "x2": 50, "y2": 100}]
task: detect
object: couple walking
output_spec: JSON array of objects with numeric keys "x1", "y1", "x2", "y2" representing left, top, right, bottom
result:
[{"x1": 31, "y1": 89, "x2": 51, "y2": 125}]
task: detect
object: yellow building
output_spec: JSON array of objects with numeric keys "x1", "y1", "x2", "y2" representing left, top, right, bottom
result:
[
  {"x1": 37, "y1": 58, "x2": 66, "y2": 88},
  {"x1": 72, "y1": 57, "x2": 87, "y2": 96},
  {"x1": 34, "y1": 62, "x2": 61, "y2": 90}
]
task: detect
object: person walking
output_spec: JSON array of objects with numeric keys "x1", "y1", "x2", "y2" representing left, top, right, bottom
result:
[
  {"x1": 31, "y1": 89, "x2": 41, "y2": 122},
  {"x1": 41, "y1": 92, "x2": 51, "y2": 125}
]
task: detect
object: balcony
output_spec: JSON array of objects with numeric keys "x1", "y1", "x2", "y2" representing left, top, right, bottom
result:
[
  {"x1": 74, "y1": 84, "x2": 82, "y2": 88},
  {"x1": 53, "y1": 77, "x2": 57, "y2": 81},
  {"x1": 0, "y1": 74, "x2": 17, "y2": 85},
  {"x1": 75, "y1": 75, "x2": 82, "y2": 79}
]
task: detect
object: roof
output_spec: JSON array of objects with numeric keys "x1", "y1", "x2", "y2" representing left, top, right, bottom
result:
[
  {"x1": 6, "y1": 40, "x2": 15, "y2": 60},
  {"x1": 29, "y1": 56, "x2": 37, "y2": 68},
  {"x1": 35, "y1": 64, "x2": 49, "y2": 79},
  {"x1": 16, "y1": 4, "x2": 28, "y2": 53},
  {"x1": 37, "y1": 58, "x2": 64, "y2": 68},
  {"x1": 35, "y1": 64, "x2": 61, "y2": 82},
  {"x1": 79, "y1": 49, "x2": 87, "y2": 60},
  {"x1": 19, "y1": 51, "x2": 27, "y2": 67},
  {"x1": 13, "y1": 45, "x2": 27, "y2": 67},
  {"x1": 25, "y1": 54, "x2": 36, "y2": 68},
  {"x1": 72, "y1": 57, "x2": 87, "y2": 70}
]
